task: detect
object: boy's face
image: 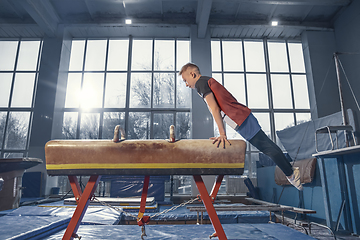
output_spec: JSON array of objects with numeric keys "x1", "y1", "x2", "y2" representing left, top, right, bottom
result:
[{"x1": 181, "y1": 68, "x2": 197, "y2": 89}]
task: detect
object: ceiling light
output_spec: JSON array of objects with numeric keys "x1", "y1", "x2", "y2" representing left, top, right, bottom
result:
[
  {"x1": 271, "y1": 21, "x2": 278, "y2": 26},
  {"x1": 125, "y1": 19, "x2": 132, "y2": 24}
]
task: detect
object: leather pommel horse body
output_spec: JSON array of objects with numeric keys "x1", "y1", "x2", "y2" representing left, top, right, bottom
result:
[{"x1": 45, "y1": 139, "x2": 246, "y2": 240}]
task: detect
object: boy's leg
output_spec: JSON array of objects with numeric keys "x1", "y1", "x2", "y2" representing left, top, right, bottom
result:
[
  {"x1": 249, "y1": 130, "x2": 303, "y2": 190},
  {"x1": 248, "y1": 129, "x2": 293, "y2": 176}
]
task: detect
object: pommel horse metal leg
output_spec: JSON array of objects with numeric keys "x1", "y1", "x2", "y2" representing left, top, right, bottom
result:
[
  {"x1": 137, "y1": 175, "x2": 151, "y2": 226},
  {"x1": 193, "y1": 175, "x2": 227, "y2": 240},
  {"x1": 63, "y1": 175, "x2": 101, "y2": 240},
  {"x1": 210, "y1": 175, "x2": 224, "y2": 202}
]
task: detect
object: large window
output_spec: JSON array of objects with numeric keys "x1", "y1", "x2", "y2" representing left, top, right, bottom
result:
[
  {"x1": 211, "y1": 39, "x2": 310, "y2": 177},
  {"x1": 60, "y1": 38, "x2": 191, "y2": 196},
  {"x1": 62, "y1": 38, "x2": 191, "y2": 141},
  {"x1": 0, "y1": 40, "x2": 42, "y2": 158}
]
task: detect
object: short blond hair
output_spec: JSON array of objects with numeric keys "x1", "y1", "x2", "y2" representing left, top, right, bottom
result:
[{"x1": 179, "y1": 63, "x2": 201, "y2": 75}]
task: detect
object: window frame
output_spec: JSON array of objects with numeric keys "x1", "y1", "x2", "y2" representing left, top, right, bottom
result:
[
  {"x1": 211, "y1": 38, "x2": 311, "y2": 177},
  {"x1": 0, "y1": 38, "x2": 43, "y2": 158},
  {"x1": 62, "y1": 37, "x2": 191, "y2": 140}
]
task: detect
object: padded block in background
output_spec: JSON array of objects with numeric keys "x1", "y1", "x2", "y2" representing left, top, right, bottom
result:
[
  {"x1": 0, "y1": 170, "x2": 23, "y2": 211},
  {"x1": 274, "y1": 158, "x2": 317, "y2": 186}
]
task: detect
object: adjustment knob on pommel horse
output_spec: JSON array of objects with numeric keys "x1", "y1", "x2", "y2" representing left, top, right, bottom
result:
[{"x1": 45, "y1": 125, "x2": 246, "y2": 240}]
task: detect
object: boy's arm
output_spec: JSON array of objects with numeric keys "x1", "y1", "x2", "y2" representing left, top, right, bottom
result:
[{"x1": 204, "y1": 92, "x2": 231, "y2": 149}]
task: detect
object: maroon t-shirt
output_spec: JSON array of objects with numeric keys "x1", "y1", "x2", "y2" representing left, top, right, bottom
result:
[{"x1": 195, "y1": 76, "x2": 251, "y2": 127}]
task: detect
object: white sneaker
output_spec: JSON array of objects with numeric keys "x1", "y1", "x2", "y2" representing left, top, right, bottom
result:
[{"x1": 286, "y1": 167, "x2": 303, "y2": 191}]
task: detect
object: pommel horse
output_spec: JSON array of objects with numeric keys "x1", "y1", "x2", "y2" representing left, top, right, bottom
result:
[{"x1": 45, "y1": 126, "x2": 246, "y2": 240}]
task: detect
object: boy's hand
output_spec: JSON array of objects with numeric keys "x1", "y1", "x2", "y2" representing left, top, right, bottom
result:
[{"x1": 210, "y1": 134, "x2": 231, "y2": 149}]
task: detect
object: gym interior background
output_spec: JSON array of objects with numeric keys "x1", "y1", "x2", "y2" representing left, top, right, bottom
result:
[{"x1": 1, "y1": 0, "x2": 360, "y2": 239}]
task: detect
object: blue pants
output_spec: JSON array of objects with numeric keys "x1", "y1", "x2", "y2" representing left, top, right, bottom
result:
[{"x1": 249, "y1": 129, "x2": 293, "y2": 176}]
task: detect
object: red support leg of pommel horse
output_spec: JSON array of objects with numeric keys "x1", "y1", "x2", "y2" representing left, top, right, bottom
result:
[
  {"x1": 193, "y1": 175, "x2": 227, "y2": 240},
  {"x1": 137, "y1": 175, "x2": 151, "y2": 226},
  {"x1": 63, "y1": 175, "x2": 101, "y2": 240}
]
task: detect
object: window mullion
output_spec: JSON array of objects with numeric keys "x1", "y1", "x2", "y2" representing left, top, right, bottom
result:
[
  {"x1": 285, "y1": 40, "x2": 298, "y2": 125},
  {"x1": 77, "y1": 39, "x2": 88, "y2": 139},
  {"x1": 150, "y1": 111, "x2": 154, "y2": 139},
  {"x1": 150, "y1": 39, "x2": 155, "y2": 139},
  {"x1": 241, "y1": 39, "x2": 249, "y2": 107},
  {"x1": 174, "y1": 39, "x2": 177, "y2": 109},
  {"x1": 31, "y1": 40, "x2": 43, "y2": 109},
  {"x1": 99, "y1": 39, "x2": 110, "y2": 139},
  {"x1": 125, "y1": 37, "x2": 133, "y2": 138},
  {"x1": 263, "y1": 38, "x2": 276, "y2": 142},
  {"x1": 220, "y1": 39, "x2": 224, "y2": 85}
]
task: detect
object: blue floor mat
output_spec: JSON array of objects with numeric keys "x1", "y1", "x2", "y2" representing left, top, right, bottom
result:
[
  {"x1": 0, "y1": 204, "x2": 120, "y2": 240},
  {"x1": 122, "y1": 203, "x2": 273, "y2": 224},
  {"x1": 44, "y1": 223, "x2": 316, "y2": 240},
  {"x1": 0, "y1": 201, "x2": 313, "y2": 240}
]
